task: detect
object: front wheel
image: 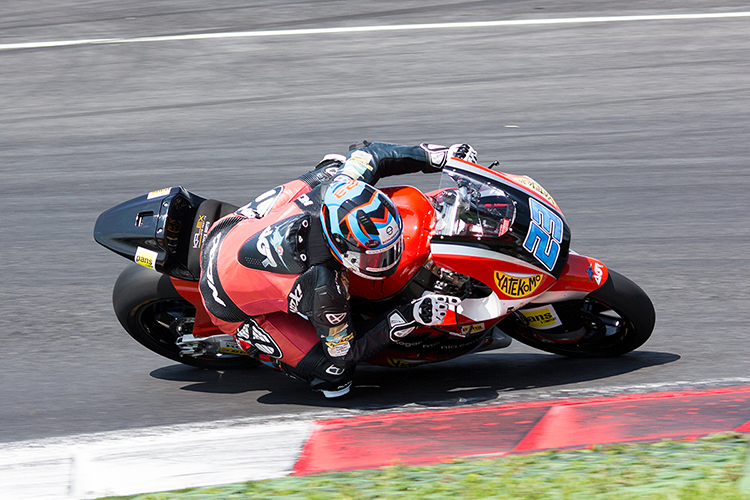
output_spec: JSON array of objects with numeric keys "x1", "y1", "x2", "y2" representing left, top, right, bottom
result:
[
  {"x1": 499, "y1": 270, "x2": 656, "y2": 357},
  {"x1": 112, "y1": 264, "x2": 258, "y2": 370}
]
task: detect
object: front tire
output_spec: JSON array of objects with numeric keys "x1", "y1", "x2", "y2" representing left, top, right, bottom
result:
[
  {"x1": 500, "y1": 270, "x2": 656, "y2": 357},
  {"x1": 112, "y1": 264, "x2": 257, "y2": 369}
]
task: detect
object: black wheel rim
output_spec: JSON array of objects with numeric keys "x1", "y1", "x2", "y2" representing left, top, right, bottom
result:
[
  {"x1": 575, "y1": 298, "x2": 632, "y2": 349},
  {"x1": 516, "y1": 298, "x2": 634, "y2": 355},
  {"x1": 135, "y1": 299, "x2": 246, "y2": 361}
]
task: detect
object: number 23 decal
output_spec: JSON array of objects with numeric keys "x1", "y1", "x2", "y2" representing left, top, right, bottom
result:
[{"x1": 523, "y1": 198, "x2": 564, "y2": 271}]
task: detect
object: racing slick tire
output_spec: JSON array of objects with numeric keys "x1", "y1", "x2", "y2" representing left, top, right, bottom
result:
[
  {"x1": 499, "y1": 269, "x2": 656, "y2": 357},
  {"x1": 112, "y1": 264, "x2": 258, "y2": 370}
]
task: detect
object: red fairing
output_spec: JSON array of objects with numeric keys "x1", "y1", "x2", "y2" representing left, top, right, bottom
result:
[
  {"x1": 547, "y1": 254, "x2": 609, "y2": 294},
  {"x1": 348, "y1": 186, "x2": 435, "y2": 300},
  {"x1": 431, "y1": 248, "x2": 557, "y2": 302},
  {"x1": 170, "y1": 278, "x2": 226, "y2": 337}
]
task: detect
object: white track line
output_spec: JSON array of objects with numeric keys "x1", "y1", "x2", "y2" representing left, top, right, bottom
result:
[{"x1": 1, "y1": 12, "x2": 749, "y2": 51}]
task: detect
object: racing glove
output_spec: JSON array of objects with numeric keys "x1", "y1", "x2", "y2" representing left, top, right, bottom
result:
[
  {"x1": 421, "y1": 143, "x2": 478, "y2": 170},
  {"x1": 448, "y1": 143, "x2": 478, "y2": 164},
  {"x1": 387, "y1": 294, "x2": 462, "y2": 339}
]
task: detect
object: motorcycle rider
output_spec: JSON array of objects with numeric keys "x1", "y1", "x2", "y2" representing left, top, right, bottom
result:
[{"x1": 198, "y1": 141, "x2": 478, "y2": 397}]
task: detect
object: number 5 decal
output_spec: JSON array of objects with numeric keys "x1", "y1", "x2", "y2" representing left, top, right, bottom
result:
[{"x1": 523, "y1": 198, "x2": 564, "y2": 271}]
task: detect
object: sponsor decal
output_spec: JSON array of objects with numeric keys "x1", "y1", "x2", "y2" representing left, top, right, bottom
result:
[
  {"x1": 388, "y1": 311, "x2": 407, "y2": 328},
  {"x1": 523, "y1": 198, "x2": 564, "y2": 271},
  {"x1": 460, "y1": 323, "x2": 486, "y2": 335},
  {"x1": 340, "y1": 272, "x2": 350, "y2": 300},
  {"x1": 328, "y1": 343, "x2": 351, "y2": 358},
  {"x1": 587, "y1": 262, "x2": 604, "y2": 286},
  {"x1": 205, "y1": 237, "x2": 226, "y2": 307},
  {"x1": 350, "y1": 150, "x2": 374, "y2": 164},
  {"x1": 236, "y1": 186, "x2": 284, "y2": 218},
  {"x1": 506, "y1": 174, "x2": 559, "y2": 209},
  {"x1": 391, "y1": 326, "x2": 416, "y2": 339},
  {"x1": 236, "y1": 320, "x2": 283, "y2": 358},
  {"x1": 438, "y1": 336, "x2": 484, "y2": 350},
  {"x1": 392, "y1": 338, "x2": 423, "y2": 348},
  {"x1": 520, "y1": 305, "x2": 562, "y2": 330},
  {"x1": 134, "y1": 246, "x2": 158, "y2": 270},
  {"x1": 339, "y1": 153, "x2": 373, "y2": 180},
  {"x1": 325, "y1": 365, "x2": 346, "y2": 376},
  {"x1": 192, "y1": 214, "x2": 212, "y2": 249},
  {"x1": 326, "y1": 331, "x2": 354, "y2": 347},
  {"x1": 494, "y1": 271, "x2": 544, "y2": 298},
  {"x1": 388, "y1": 310, "x2": 417, "y2": 339},
  {"x1": 147, "y1": 187, "x2": 171, "y2": 200},
  {"x1": 429, "y1": 151, "x2": 447, "y2": 166},
  {"x1": 219, "y1": 346, "x2": 249, "y2": 356},
  {"x1": 288, "y1": 284, "x2": 303, "y2": 314},
  {"x1": 325, "y1": 312, "x2": 348, "y2": 325},
  {"x1": 256, "y1": 226, "x2": 279, "y2": 268},
  {"x1": 387, "y1": 358, "x2": 424, "y2": 368},
  {"x1": 239, "y1": 217, "x2": 305, "y2": 274}
]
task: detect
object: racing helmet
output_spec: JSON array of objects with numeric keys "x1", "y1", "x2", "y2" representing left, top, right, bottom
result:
[{"x1": 320, "y1": 178, "x2": 403, "y2": 280}]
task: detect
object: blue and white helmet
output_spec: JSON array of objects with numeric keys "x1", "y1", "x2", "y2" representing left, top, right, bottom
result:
[{"x1": 321, "y1": 178, "x2": 403, "y2": 280}]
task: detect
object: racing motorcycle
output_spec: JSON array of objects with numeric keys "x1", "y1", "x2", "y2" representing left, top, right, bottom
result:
[{"x1": 94, "y1": 157, "x2": 655, "y2": 372}]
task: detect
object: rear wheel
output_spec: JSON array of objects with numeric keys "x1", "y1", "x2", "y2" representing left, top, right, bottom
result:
[
  {"x1": 113, "y1": 264, "x2": 258, "y2": 369},
  {"x1": 500, "y1": 270, "x2": 655, "y2": 357}
]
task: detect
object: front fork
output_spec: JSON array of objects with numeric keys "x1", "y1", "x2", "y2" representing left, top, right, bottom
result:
[{"x1": 506, "y1": 253, "x2": 609, "y2": 344}]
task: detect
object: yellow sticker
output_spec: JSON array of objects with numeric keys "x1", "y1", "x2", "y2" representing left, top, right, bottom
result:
[
  {"x1": 494, "y1": 271, "x2": 544, "y2": 298},
  {"x1": 219, "y1": 347, "x2": 249, "y2": 356},
  {"x1": 147, "y1": 187, "x2": 172, "y2": 199},
  {"x1": 506, "y1": 175, "x2": 558, "y2": 209},
  {"x1": 520, "y1": 305, "x2": 562, "y2": 330},
  {"x1": 460, "y1": 323, "x2": 486, "y2": 335},
  {"x1": 134, "y1": 246, "x2": 158, "y2": 270}
]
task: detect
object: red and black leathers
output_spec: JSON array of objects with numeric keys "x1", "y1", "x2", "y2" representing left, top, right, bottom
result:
[{"x1": 198, "y1": 142, "x2": 444, "y2": 392}]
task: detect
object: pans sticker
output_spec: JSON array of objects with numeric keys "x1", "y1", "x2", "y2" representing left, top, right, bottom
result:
[
  {"x1": 520, "y1": 305, "x2": 562, "y2": 330},
  {"x1": 147, "y1": 187, "x2": 172, "y2": 199},
  {"x1": 494, "y1": 271, "x2": 544, "y2": 298},
  {"x1": 134, "y1": 246, "x2": 158, "y2": 270}
]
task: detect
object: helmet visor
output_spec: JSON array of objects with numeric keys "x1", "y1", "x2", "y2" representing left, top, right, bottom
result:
[{"x1": 343, "y1": 233, "x2": 403, "y2": 278}]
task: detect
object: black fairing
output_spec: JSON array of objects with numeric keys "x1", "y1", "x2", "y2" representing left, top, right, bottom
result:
[
  {"x1": 94, "y1": 187, "x2": 206, "y2": 279},
  {"x1": 437, "y1": 165, "x2": 571, "y2": 279}
]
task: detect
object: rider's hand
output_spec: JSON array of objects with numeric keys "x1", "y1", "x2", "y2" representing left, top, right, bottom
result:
[
  {"x1": 412, "y1": 294, "x2": 461, "y2": 326},
  {"x1": 421, "y1": 143, "x2": 478, "y2": 170},
  {"x1": 448, "y1": 143, "x2": 478, "y2": 164}
]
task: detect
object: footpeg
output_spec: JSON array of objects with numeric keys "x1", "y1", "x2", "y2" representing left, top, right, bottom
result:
[{"x1": 176, "y1": 334, "x2": 248, "y2": 357}]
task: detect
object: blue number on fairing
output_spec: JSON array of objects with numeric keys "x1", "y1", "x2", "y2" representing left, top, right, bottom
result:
[{"x1": 523, "y1": 198, "x2": 564, "y2": 271}]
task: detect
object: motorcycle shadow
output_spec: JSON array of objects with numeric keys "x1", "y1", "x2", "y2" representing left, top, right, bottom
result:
[{"x1": 149, "y1": 350, "x2": 679, "y2": 409}]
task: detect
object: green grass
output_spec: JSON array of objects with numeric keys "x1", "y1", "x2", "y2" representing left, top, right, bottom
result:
[{"x1": 100, "y1": 433, "x2": 750, "y2": 500}]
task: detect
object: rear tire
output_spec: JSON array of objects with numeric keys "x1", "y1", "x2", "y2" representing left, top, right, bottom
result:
[
  {"x1": 500, "y1": 270, "x2": 656, "y2": 357},
  {"x1": 112, "y1": 264, "x2": 258, "y2": 369}
]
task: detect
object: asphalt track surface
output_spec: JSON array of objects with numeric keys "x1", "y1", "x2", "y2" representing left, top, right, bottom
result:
[{"x1": 2, "y1": 1, "x2": 750, "y2": 447}]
